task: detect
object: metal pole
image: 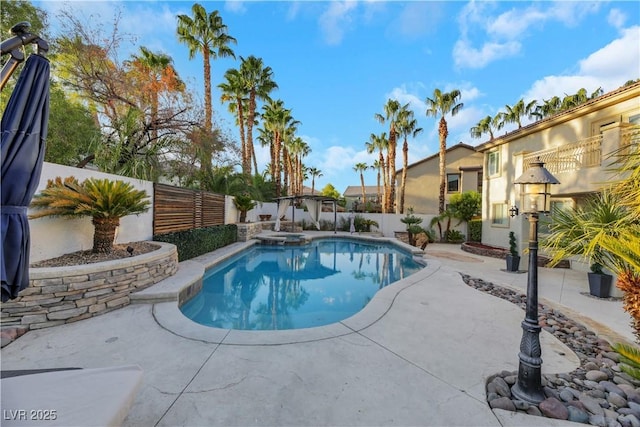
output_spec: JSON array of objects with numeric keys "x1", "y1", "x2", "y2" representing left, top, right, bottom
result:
[{"x1": 511, "y1": 212, "x2": 545, "y2": 403}]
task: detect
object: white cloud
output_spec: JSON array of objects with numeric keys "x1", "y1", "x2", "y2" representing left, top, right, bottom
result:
[
  {"x1": 608, "y1": 9, "x2": 627, "y2": 29},
  {"x1": 318, "y1": 1, "x2": 358, "y2": 45},
  {"x1": 487, "y1": 6, "x2": 546, "y2": 39},
  {"x1": 392, "y1": 2, "x2": 444, "y2": 39},
  {"x1": 455, "y1": 1, "x2": 602, "y2": 69},
  {"x1": 523, "y1": 26, "x2": 640, "y2": 103},
  {"x1": 453, "y1": 39, "x2": 521, "y2": 69},
  {"x1": 224, "y1": 1, "x2": 247, "y2": 14}
]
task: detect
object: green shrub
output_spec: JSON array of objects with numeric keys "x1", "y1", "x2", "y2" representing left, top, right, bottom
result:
[
  {"x1": 468, "y1": 219, "x2": 482, "y2": 242},
  {"x1": 445, "y1": 229, "x2": 465, "y2": 243},
  {"x1": 154, "y1": 225, "x2": 238, "y2": 261}
]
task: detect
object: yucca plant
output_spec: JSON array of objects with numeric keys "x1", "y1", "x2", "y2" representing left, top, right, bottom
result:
[
  {"x1": 613, "y1": 342, "x2": 640, "y2": 380},
  {"x1": 30, "y1": 176, "x2": 150, "y2": 253}
]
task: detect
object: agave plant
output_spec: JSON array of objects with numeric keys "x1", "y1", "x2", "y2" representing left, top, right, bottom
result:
[{"x1": 30, "y1": 176, "x2": 150, "y2": 253}]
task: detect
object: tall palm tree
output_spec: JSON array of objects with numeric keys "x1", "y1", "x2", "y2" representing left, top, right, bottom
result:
[
  {"x1": 308, "y1": 167, "x2": 323, "y2": 195},
  {"x1": 240, "y1": 55, "x2": 278, "y2": 177},
  {"x1": 261, "y1": 99, "x2": 299, "y2": 197},
  {"x1": 366, "y1": 132, "x2": 388, "y2": 212},
  {"x1": 425, "y1": 88, "x2": 463, "y2": 214},
  {"x1": 375, "y1": 99, "x2": 402, "y2": 213},
  {"x1": 219, "y1": 68, "x2": 249, "y2": 175},
  {"x1": 532, "y1": 96, "x2": 562, "y2": 120},
  {"x1": 177, "y1": 4, "x2": 236, "y2": 174},
  {"x1": 397, "y1": 105, "x2": 423, "y2": 214},
  {"x1": 353, "y1": 162, "x2": 369, "y2": 210}
]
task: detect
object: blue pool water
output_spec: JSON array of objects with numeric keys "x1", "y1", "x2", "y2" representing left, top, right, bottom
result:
[{"x1": 180, "y1": 238, "x2": 424, "y2": 331}]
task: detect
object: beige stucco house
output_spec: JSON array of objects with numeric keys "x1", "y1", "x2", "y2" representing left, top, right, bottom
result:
[
  {"x1": 398, "y1": 143, "x2": 484, "y2": 214},
  {"x1": 476, "y1": 82, "x2": 640, "y2": 259},
  {"x1": 343, "y1": 185, "x2": 380, "y2": 212}
]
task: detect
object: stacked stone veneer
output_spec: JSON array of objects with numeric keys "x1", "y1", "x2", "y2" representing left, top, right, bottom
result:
[
  {"x1": 237, "y1": 221, "x2": 302, "y2": 241},
  {"x1": 0, "y1": 242, "x2": 178, "y2": 330}
]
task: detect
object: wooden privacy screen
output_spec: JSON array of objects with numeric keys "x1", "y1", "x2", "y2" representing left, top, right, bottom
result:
[{"x1": 153, "y1": 183, "x2": 226, "y2": 235}]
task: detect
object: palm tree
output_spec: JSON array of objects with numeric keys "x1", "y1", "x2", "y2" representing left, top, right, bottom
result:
[
  {"x1": 375, "y1": 99, "x2": 403, "y2": 213},
  {"x1": 353, "y1": 162, "x2": 369, "y2": 210},
  {"x1": 366, "y1": 132, "x2": 388, "y2": 212},
  {"x1": 532, "y1": 96, "x2": 562, "y2": 120},
  {"x1": 397, "y1": 105, "x2": 423, "y2": 214},
  {"x1": 370, "y1": 160, "x2": 382, "y2": 210},
  {"x1": 470, "y1": 114, "x2": 506, "y2": 140},
  {"x1": 177, "y1": 4, "x2": 236, "y2": 174},
  {"x1": 219, "y1": 68, "x2": 249, "y2": 175},
  {"x1": 30, "y1": 177, "x2": 150, "y2": 253},
  {"x1": 502, "y1": 98, "x2": 537, "y2": 129},
  {"x1": 125, "y1": 46, "x2": 184, "y2": 142},
  {"x1": 308, "y1": 167, "x2": 323, "y2": 195},
  {"x1": 239, "y1": 55, "x2": 278, "y2": 177},
  {"x1": 425, "y1": 88, "x2": 463, "y2": 214},
  {"x1": 261, "y1": 99, "x2": 299, "y2": 197},
  {"x1": 542, "y1": 189, "x2": 640, "y2": 340}
]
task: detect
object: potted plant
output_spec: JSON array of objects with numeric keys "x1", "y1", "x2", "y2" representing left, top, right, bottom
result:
[
  {"x1": 505, "y1": 231, "x2": 520, "y2": 272},
  {"x1": 587, "y1": 262, "x2": 613, "y2": 298}
]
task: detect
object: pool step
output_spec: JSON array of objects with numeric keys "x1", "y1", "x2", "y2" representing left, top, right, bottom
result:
[{"x1": 130, "y1": 260, "x2": 204, "y2": 304}]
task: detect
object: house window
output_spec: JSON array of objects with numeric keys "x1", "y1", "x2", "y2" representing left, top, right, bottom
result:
[
  {"x1": 477, "y1": 171, "x2": 483, "y2": 194},
  {"x1": 447, "y1": 174, "x2": 460, "y2": 192},
  {"x1": 539, "y1": 199, "x2": 574, "y2": 235},
  {"x1": 630, "y1": 114, "x2": 640, "y2": 125},
  {"x1": 488, "y1": 151, "x2": 500, "y2": 177},
  {"x1": 491, "y1": 203, "x2": 509, "y2": 227}
]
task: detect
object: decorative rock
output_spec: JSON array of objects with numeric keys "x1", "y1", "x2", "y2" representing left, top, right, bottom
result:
[
  {"x1": 601, "y1": 381, "x2": 627, "y2": 398},
  {"x1": 526, "y1": 406, "x2": 542, "y2": 416},
  {"x1": 539, "y1": 397, "x2": 569, "y2": 420},
  {"x1": 607, "y1": 391, "x2": 628, "y2": 408},
  {"x1": 589, "y1": 414, "x2": 606, "y2": 427},
  {"x1": 620, "y1": 414, "x2": 640, "y2": 427},
  {"x1": 490, "y1": 377, "x2": 511, "y2": 397},
  {"x1": 579, "y1": 392, "x2": 605, "y2": 415},
  {"x1": 567, "y1": 406, "x2": 590, "y2": 424},
  {"x1": 587, "y1": 370, "x2": 610, "y2": 382},
  {"x1": 489, "y1": 396, "x2": 515, "y2": 411},
  {"x1": 560, "y1": 389, "x2": 576, "y2": 402}
]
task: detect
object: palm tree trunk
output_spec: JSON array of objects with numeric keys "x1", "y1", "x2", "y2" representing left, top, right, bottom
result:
[
  {"x1": 388, "y1": 129, "x2": 397, "y2": 213},
  {"x1": 247, "y1": 91, "x2": 256, "y2": 178},
  {"x1": 438, "y1": 117, "x2": 448, "y2": 214},
  {"x1": 360, "y1": 172, "x2": 366, "y2": 211},
  {"x1": 400, "y1": 138, "x2": 408, "y2": 214},
  {"x1": 92, "y1": 217, "x2": 120, "y2": 253}
]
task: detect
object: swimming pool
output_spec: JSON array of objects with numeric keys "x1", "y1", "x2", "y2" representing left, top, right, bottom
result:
[{"x1": 180, "y1": 238, "x2": 425, "y2": 331}]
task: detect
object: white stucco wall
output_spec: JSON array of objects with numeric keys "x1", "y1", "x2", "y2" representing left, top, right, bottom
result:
[{"x1": 28, "y1": 162, "x2": 154, "y2": 262}]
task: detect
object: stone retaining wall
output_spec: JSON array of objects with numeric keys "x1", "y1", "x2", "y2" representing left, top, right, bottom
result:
[{"x1": 0, "y1": 242, "x2": 178, "y2": 330}]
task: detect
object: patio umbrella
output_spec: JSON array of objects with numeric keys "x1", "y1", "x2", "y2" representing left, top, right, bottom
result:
[{"x1": 1, "y1": 53, "x2": 50, "y2": 302}]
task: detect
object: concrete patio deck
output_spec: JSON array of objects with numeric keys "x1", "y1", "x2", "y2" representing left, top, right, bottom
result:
[{"x1": 0, "y1": 235, "x2": 635, "y2": 426}]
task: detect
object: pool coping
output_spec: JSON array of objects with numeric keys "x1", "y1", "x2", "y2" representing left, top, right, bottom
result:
[{"x1": 139, "y1": 233, "x2": 434, "y2": 345}]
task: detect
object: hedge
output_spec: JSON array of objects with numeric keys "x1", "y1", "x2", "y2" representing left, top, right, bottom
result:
[
  {"x1": 468, "y1": 219, "x2": 482, "y2": 242},
  {"x1": 153, "y1": 225, "x2": 238, "y2": 261}
]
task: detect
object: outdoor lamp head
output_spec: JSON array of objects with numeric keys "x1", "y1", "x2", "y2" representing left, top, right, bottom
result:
[{"x1": 514, "y1": 158, "x2": 560, "y2": 214}]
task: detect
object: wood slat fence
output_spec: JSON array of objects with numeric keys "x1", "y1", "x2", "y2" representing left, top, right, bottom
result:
[{"x1": 153, "y1": 183, "x2": 226, "y2": 235}]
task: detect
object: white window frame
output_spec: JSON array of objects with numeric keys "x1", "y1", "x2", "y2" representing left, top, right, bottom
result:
[
  {"x1": 487, "y1": 150, "x2": 500, "y2": 177},
  {"x1": 491, "y1": 202, "x2": 509, "y2": 227}
]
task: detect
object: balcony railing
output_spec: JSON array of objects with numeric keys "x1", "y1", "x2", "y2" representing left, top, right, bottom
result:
[{"x1": 523, "y1": 134, "x2": 602, "y2": 174}]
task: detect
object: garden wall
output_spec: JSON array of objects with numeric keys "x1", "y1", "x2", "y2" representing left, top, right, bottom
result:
[{"x1": 0, "y1": 243, "x2": 178, "y2": 331}]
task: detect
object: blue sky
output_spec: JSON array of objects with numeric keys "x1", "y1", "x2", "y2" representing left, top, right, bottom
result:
[{"x1": 35, "y1": 1, "x2": 640, "y2": 194}]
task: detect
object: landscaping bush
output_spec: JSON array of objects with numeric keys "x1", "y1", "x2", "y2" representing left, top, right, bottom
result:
[
  {"x1": 468, "y1": 219, "x2": 482, "y2": 242},
  {"x1": 154, "y1": 225, "x2": 237, "y2": 261}
]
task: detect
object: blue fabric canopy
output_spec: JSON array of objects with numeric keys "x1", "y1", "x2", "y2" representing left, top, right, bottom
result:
[{"x1": 1, "y1": 54, "x2": 50, "y2": 302}]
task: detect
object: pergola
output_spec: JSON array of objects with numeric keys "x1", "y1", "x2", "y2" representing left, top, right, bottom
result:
[{"x1": 273, "y1": 195, "x2": 339, "y2": 233}]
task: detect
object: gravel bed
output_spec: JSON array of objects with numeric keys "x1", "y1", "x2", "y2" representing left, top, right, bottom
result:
[{"x1": 461, "y1": 274, "x2": 640, "y2": 427}]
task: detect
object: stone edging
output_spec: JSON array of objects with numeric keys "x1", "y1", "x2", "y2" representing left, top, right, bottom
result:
[{"x1": 0, "y1": 242, "x2": 178, "y2": 331}]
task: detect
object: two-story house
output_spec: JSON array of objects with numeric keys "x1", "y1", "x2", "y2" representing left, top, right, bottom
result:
[
  {"x1": 476, "y1": 82, "x2": 640, "y2": 260},
  {"x1": 398, "y1": 142, "x2": 484, "y2": 214}
]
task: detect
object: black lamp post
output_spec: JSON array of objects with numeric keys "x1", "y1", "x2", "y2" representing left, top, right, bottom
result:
[{"x1": 509, "y1": 157, "x2": 560, "y2": 404}]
